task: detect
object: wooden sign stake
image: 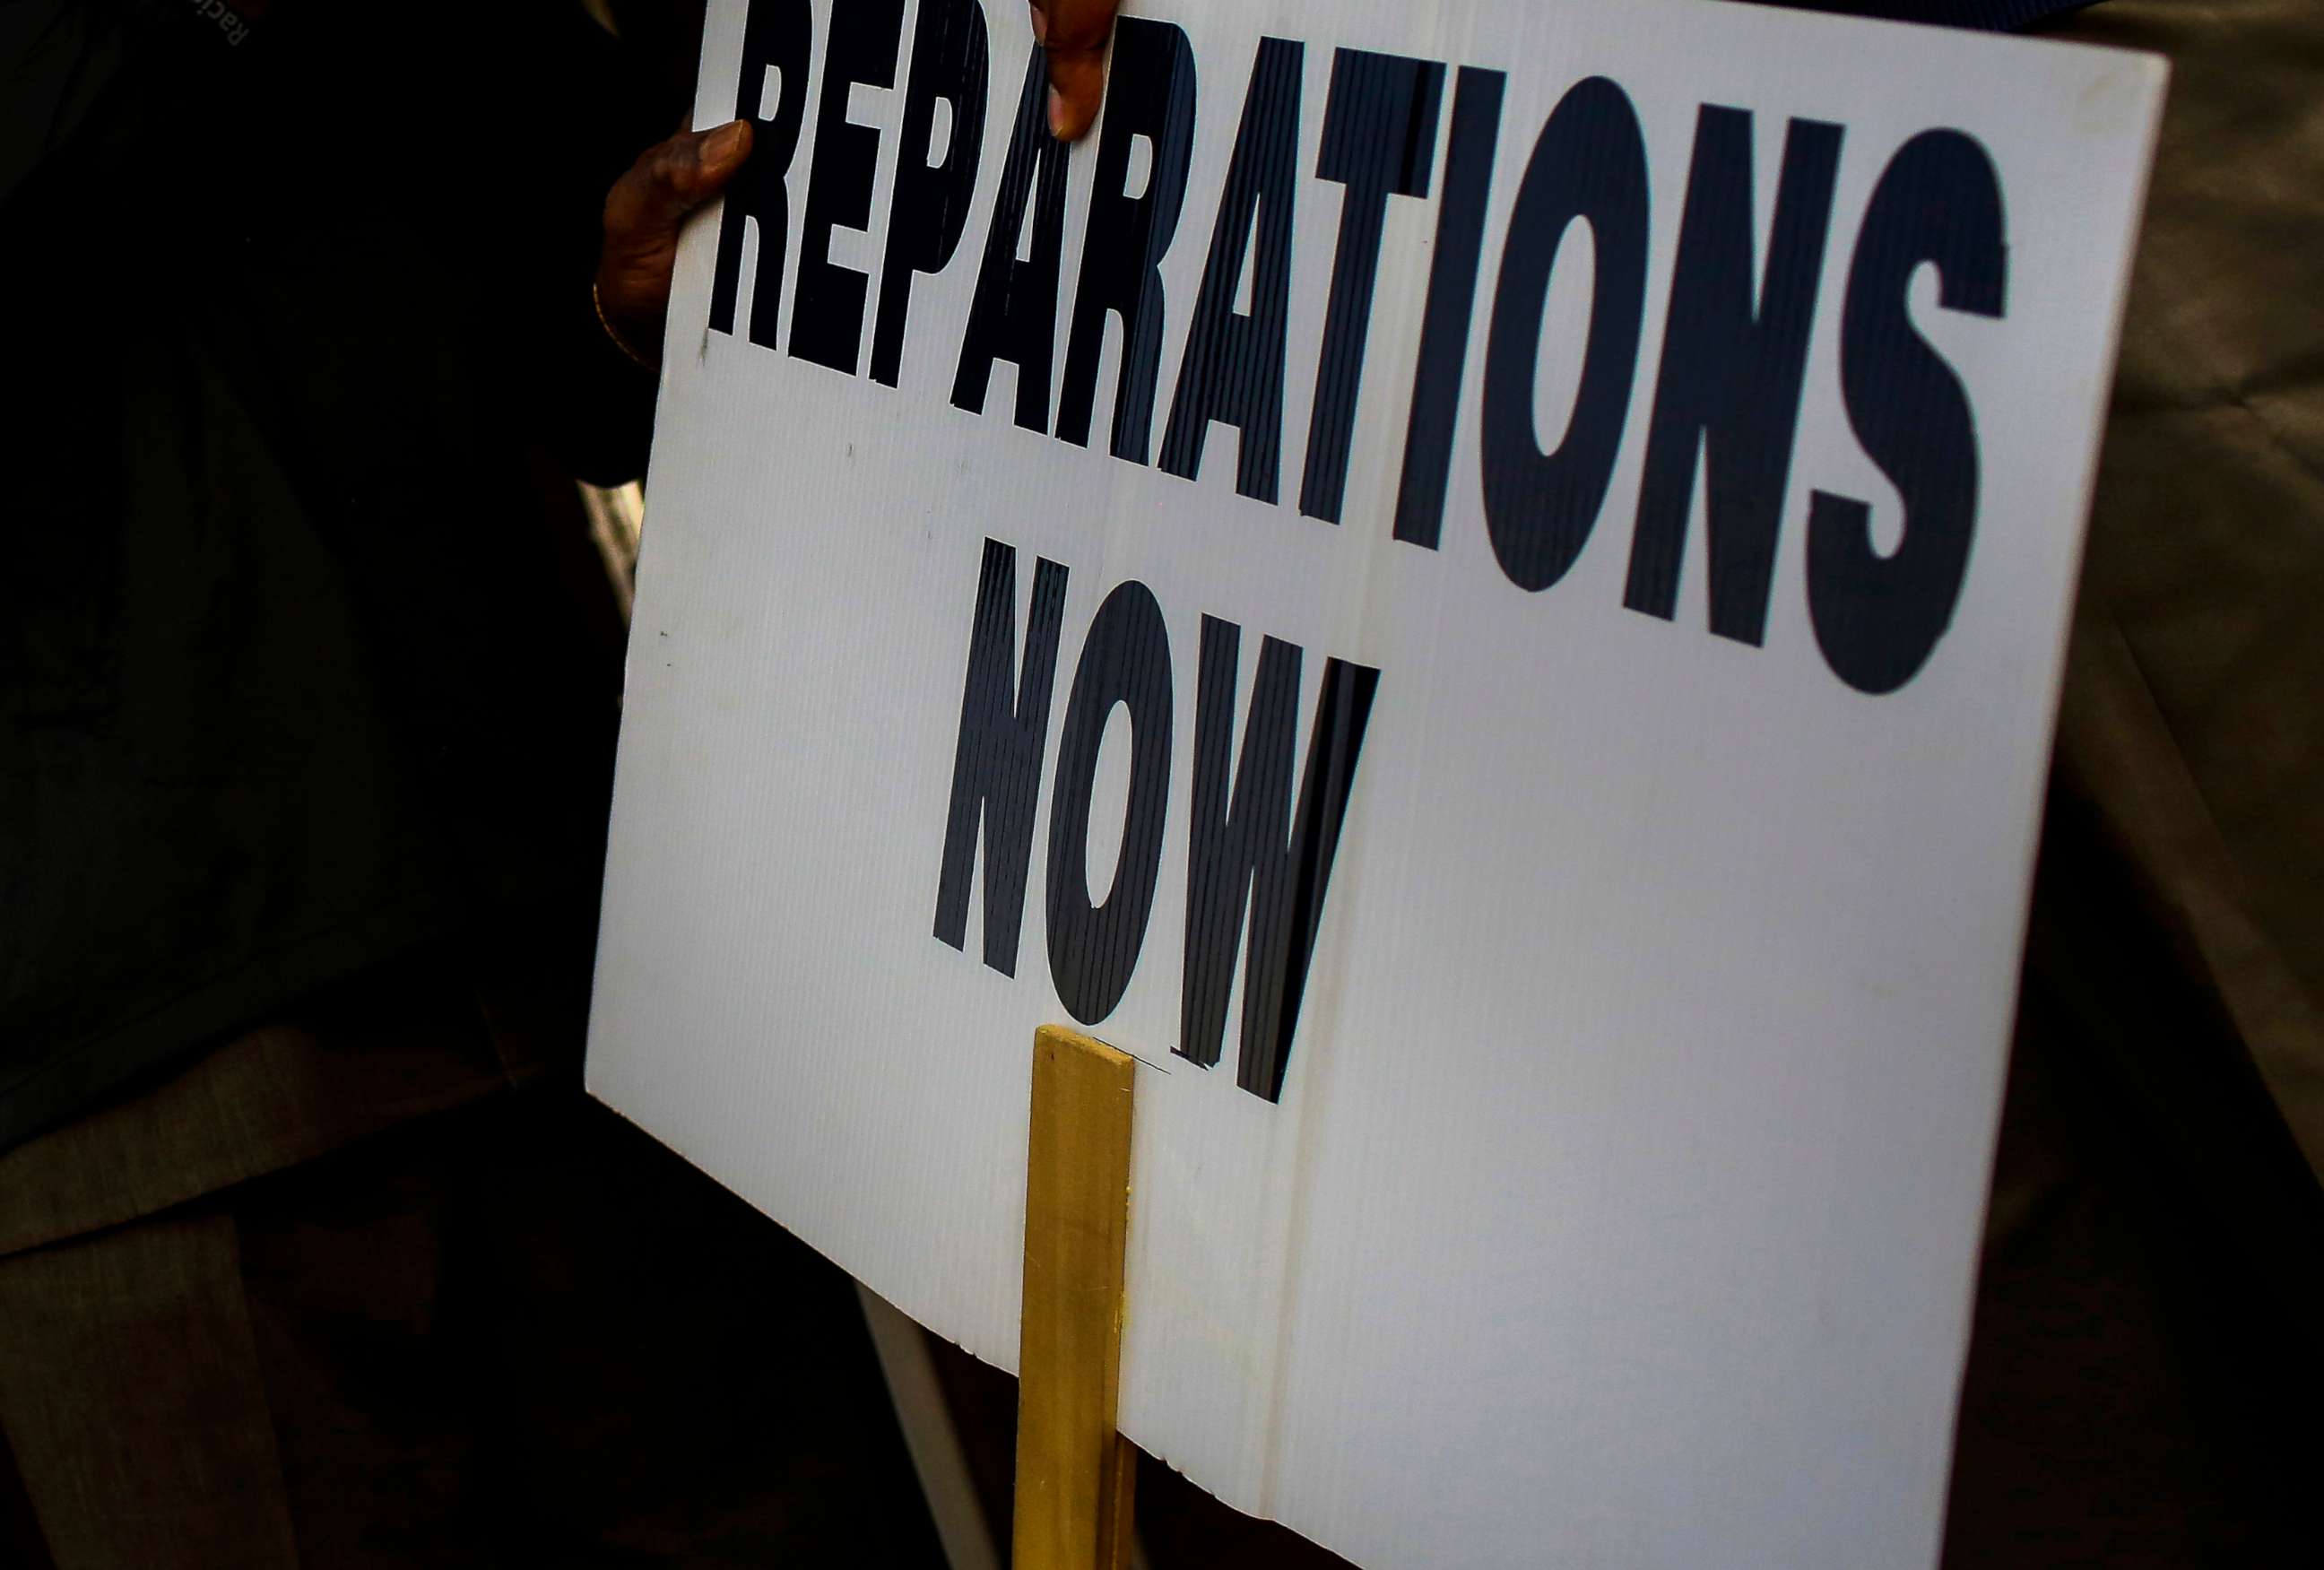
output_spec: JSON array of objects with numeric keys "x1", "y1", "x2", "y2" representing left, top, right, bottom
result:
[{"x1": 1013, "y1": 1025, "x2": 1139, "y2": 1570}]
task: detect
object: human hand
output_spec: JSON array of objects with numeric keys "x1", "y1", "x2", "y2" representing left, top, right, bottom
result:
[
  {"x1": 595, "y1": 120, "x2": 755, "y2": 365},
  {"x1": 1032, "y1": 0, "x2": 1123, "y2": 141},
  {"x1": 593, "y1": 0, "x2": 1118, "y2": 366}
]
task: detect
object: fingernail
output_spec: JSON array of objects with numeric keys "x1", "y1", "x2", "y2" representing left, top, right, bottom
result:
[
  {"x1": 1047, "y1": 87, "x2": 1067, "y2": 137},
  {"x1": 1029, "y1": 4, "x2": 1047, "y2": 43},
  {"x1": 706, "y1": 120, "x2": 750, "y2": 165}
]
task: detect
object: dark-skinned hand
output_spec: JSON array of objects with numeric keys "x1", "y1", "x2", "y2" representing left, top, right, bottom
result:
[
  {"x1": 596, "y1": 119, "x2": 754, "y2": 365},
  {"x1": 594, "y1": 2, "x2": 1126, "y2": 361}
]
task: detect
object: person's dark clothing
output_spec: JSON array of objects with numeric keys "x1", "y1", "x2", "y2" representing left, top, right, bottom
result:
[
  {"x1": 0, "y1": 4, "x2": 957, "y2": 1567},
  {"x1": 1, "y1": 0, "x2": 658, "y2": 1149},
  {"x1": 0, "y1": 1028, "x2": 948, "y2": 1569}
]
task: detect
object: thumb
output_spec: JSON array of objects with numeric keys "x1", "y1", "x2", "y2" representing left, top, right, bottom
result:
[
  {"x1": 597, "y1": 120, "x2": 754, "y2": 351},
  {"x1": 1033, "y1": 0, "x2": 1121, "y2": 142},
  {"x1": 603, "y1": 120, "x2": 754, "y2": 263}
]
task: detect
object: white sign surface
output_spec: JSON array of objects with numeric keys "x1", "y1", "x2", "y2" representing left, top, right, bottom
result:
[{"x1": 588, "y1": 3, "x2": 2163, "y2": 1565}]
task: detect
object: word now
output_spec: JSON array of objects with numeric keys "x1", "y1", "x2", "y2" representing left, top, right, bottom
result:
[{"x1": 932, "y1": 540, "x2": 1376, "y2": 1101}]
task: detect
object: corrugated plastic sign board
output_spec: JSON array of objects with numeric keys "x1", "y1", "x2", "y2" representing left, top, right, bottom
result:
[{"x1": 586, "y1": 2, "x2": 2164, "y2": 1565}]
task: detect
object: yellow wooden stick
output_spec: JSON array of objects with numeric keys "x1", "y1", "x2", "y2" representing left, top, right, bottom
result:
[{"x1": 1013, "y1": 1025, "x2": 1139, "y2": 1570}]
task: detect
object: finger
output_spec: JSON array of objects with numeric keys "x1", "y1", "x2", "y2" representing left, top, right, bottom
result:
[
  {"x1": 603, "y1": 120, "x2": 754, "y2": 248},
  {"x1": 1031, "y1": 0, "x2": 1120, "y2": 141},
  {"x1": 1045, "y1": 47, "x2": 1106, "y2": 140}
]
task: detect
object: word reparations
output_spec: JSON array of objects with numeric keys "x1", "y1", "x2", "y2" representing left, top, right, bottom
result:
[
  {"x1": 711, "y1": 0, "x2": 2008, "y2": 698},
  {"x1": 704, "y1": 0, "x2": 2016, "y2": 1099}
]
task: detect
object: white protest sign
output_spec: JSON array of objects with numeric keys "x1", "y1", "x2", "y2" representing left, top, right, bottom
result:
[{"x1": 586, "y1": 2, "x2": 2164, "y2": 1564}]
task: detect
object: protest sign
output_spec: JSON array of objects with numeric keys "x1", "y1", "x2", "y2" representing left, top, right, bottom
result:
[{"x1": 587, "y1": 2, "x2": 2164, "y2": 1563}]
